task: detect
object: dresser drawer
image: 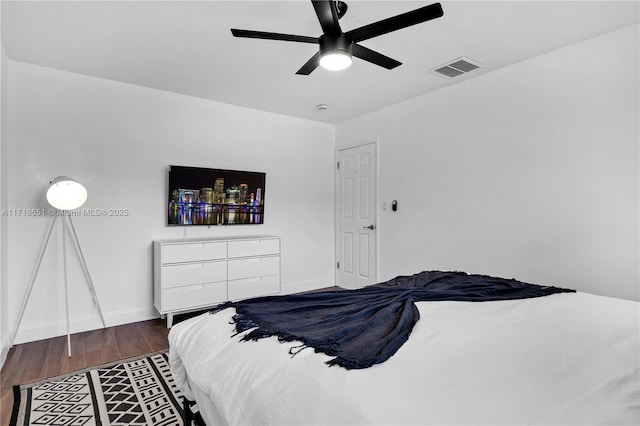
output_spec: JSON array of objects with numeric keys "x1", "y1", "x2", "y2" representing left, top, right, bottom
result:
[
  {"x1": 162, "y1": 260, "x2": 227, "y2": 289},
  {"x1": 227, "y1": 238, "x2": 279, "y2": 258},
  {"x1": 228, "y1": 256, "x2": 279, "y2": 280},
  {"x1": 161, "y1": 281, "x2": 227, "y2": 312},
  {"x1": 162, "y1": 241, "x2": 227, "y2": 264},
  {"x1": 228, "y1": 275, "x2": 280, "y2": 301}
]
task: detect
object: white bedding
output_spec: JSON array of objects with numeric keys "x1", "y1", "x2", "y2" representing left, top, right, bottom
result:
[{"x1": 169, "y1": 292, "x2": 639, "y2": 425}]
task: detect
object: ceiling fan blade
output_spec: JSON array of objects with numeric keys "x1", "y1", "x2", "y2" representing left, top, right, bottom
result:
[
  {"x1": 296, "y1": 52, "x2": 321, "y2": 75},
  {"x1": 231, "y1": 29, "x2": 319, "y2": 44},
  {"x1": 312, "y1": 0, "x2": 342, "y2": 36},
  {"x1": 346, "y1": 2, "x2": 443, "y2": 43},
  {"x1": 352, "y1": 44, "x2": 401, "y2": 70}
]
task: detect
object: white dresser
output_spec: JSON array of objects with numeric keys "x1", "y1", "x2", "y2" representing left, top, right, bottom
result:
[{"x1": 153, "y1": 235, "x2": 280, "y2": 327}]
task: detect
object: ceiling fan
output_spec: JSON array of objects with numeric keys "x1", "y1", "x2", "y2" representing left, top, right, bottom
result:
[{"x1": 230, "y1": 1, "x2": 444, "y2": 75}]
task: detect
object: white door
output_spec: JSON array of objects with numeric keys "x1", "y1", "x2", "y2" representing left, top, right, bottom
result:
[{"x1": 337, "y1": 143, "x2": 377, "y2": 288}]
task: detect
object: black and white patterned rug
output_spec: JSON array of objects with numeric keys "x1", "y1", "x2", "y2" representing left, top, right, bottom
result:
[{"x1": 10, "y1": 351, "x2": 187, "y2": 426}]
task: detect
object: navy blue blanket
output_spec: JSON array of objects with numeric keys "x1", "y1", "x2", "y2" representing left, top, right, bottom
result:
[{"x1": 211, "y1": 271, "x2": 574, "y2": 369}]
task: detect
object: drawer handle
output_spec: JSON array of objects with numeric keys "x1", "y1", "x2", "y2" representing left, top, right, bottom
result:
[
  {"x1": 248, "y1": 278, "x2": 261, "y2": 283},
  {"x1": 185, "y1": 263, "x2": 204, "y2": 269},
  {"x1": 188, "y1": 243, "x2": 205, "y2": 249},
  {"x1": 188, "y1": 284, "x2": 205, "y2": 290},
  {"x1": 248, "y1": 258, "x2": 261, "y2": 263}
]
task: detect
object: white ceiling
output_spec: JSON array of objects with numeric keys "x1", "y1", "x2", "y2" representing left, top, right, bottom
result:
[{"x1": 2, "y1": 1, "x2": 638, "y2": 124}]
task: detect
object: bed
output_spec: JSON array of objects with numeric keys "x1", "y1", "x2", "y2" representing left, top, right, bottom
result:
[{"x1": 168, "y1": 271, "x2": 639, "y2": 425}]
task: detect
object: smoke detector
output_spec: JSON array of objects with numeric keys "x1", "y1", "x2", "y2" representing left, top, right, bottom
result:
[{"x1": 431, "y1": 57, "x2": 483, "y2": 78}]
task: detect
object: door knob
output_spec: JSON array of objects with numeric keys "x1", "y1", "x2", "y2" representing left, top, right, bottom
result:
[{"x1": 363, "y1": 224, "x2": 375, "y2": 230}]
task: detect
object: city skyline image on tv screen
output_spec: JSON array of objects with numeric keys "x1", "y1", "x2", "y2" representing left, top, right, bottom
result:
[{"x1": 168, "y1": 165, "x2": 266, "y2": 226}]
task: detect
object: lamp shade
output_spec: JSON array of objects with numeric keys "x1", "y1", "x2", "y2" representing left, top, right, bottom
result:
[{"x1": 46, "y1": 176, "x2": 87, "y2": 210}]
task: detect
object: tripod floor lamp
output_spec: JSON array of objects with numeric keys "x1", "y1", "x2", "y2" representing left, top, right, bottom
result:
[{"x1": 11, "y1": 176, "x2": 106, "y2": 357}]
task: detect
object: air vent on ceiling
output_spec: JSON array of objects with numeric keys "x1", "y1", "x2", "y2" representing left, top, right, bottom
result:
[{"x1": 431, "y1": 57, "x2": 483, "y2": 78}]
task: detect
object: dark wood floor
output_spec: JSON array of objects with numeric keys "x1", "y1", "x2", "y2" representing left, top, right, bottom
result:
[{"x1": 0, "y1": 319, "x2": 170, "y2": 425}]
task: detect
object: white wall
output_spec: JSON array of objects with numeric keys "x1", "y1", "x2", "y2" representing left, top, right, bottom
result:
[
  {"x1": 336, "y1": 24, "x2": 639, "y2": 301},
  {"x1": 6, "y1": 61, "x2": 336, "y2": 343}
]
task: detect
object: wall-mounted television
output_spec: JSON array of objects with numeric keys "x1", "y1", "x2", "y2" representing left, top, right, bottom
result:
[{"x1": 168, "y1": 165, "x2": 266, "y2": 226}]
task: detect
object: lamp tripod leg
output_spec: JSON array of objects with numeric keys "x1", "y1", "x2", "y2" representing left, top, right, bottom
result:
[
  {"x1": 62, "y1": 217, "x2": 72, "y2": 357},
  {"x1": 10, "y1": 215, "x2": 58, "y2": 348},
  {"x1": 65, "y1": 215, "x2": 107, "y2": 329}
]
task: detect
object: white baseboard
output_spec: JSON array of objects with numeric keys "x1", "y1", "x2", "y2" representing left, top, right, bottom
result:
[
  {"x1": 281, "y1": 277, "x2": 335, "y2": 295},
  {"x1": 12, "y1": 305, "x2": 159, "y2": 345},
  {"x1": 0, "y1": 337, "x2": 10, "y2": 369}
]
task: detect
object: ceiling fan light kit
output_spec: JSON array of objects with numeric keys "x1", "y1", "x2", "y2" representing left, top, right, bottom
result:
[
  {"x1": 319, "y1": 35, "x2": 353, "y2": 70},
  {"x1": 320, "y1": 52, "x2": 352, "y2": 70},
  {"x1": 231, "y1": 0, "x2": 444, "y2": 75}
]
